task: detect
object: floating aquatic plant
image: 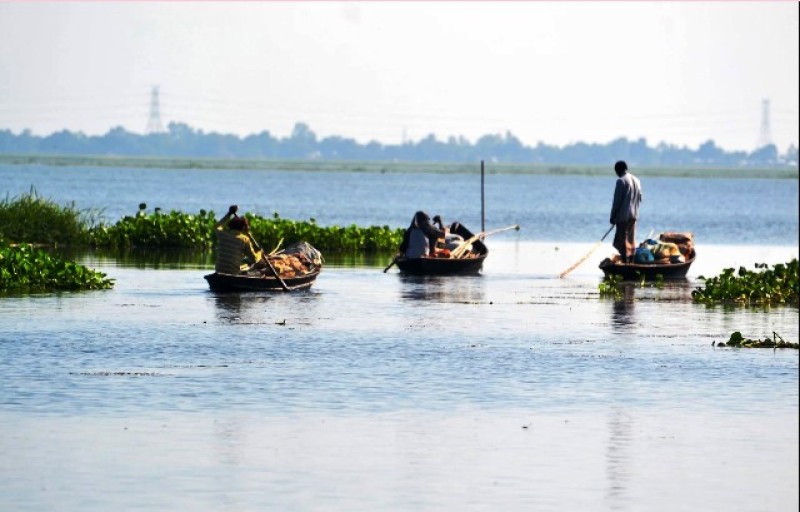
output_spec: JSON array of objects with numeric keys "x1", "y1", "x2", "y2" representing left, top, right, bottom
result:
[
  {"x1": 0, "y1": 244, "x2": 113, "y2": 291},
  {"x1": 88, "y1": 206, "x2": 403, "y2": 254},
  {"x1": 598, "y1": 272, "x2": 665, "y2": 298},
  {"x1": 692, "y1": 259, "x2": 799, "y2": 306},
  {"x1": 716, "y1": 331, "x2": 798, "y2": 349}
]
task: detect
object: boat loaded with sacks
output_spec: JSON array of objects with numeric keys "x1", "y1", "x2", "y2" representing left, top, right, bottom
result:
[
  {"x1": 599, "y1": 231, "x2": 696, "y2": 280},
  {"x1": 205, "y1": 242, "x2": 323, "y2": 292},
  {"x1": 385, "y1": 222, "x2": 519, "y2": 276}
]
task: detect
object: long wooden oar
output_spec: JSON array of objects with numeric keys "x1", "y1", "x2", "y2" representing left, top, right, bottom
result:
[
  {"x1": 249, "y1": 235, "x2": 292, "y2": 291},
  {"x1": 234, "y1": 214, "x2": 292, "y2": 291},
  {"x1": 383, "y1": 254, "x2": 400, "y2": 273},
  {"x1": 451, "y1": 224, "x2": 520, "y2": 259},
  {"x1": 558, "y1": 225, "x2": 615, "y2": 278}
]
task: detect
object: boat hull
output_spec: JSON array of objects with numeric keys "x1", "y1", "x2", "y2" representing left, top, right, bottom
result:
[
  {"x1": 204, "y1": 269, "x2": 320, "y2": 292},
  {"x1": 395, "y1": 255, "x2": 486, "y2": 275},
  {"x1": 599, "y1": 252, "x2": 696, "y2": 280}
]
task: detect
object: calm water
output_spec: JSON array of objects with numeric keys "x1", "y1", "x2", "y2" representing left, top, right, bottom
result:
[
  {"x1": 1, "y1": 163, "x2": 798, "y2": 244},
  {"x1": 1, "y1": 164, "x2": 799, "y2": 511}
]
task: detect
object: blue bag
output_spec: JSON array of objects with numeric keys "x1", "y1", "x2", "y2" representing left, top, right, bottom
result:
[{"x1": 634, "y1": 246, "x2": 654, "y2": 264}]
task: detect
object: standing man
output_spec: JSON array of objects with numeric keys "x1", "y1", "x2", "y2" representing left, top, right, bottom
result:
[{"x1": 609, "y1": 160, "x2": 643, "y2": 263}]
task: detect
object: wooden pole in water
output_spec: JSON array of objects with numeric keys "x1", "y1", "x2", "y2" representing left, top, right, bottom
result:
[{"x1": 481, "y1": 160, "x2": 485, "y2": 233}]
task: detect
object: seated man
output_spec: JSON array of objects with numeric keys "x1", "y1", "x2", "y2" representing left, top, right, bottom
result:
[
  {"x1": 399, "y1": 211, "x2": 446, "y2": 259},
  {"x1": 214, "y1": 205, "x2": 263, "y2": 274}
]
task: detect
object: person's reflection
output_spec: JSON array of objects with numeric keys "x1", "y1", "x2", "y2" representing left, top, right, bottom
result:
[
  {"x1": 211, "y1": 291, "x2": 319, "y2": 325},
  {"x1": 398, "y1": 274, "x2": 485, "y2": 304},
  {"x1": 611, "y1": 282, "x2": 636, "y2": 331},
  {"x1": 212, "y1": 293, "x2": 279, "y2": 324},
  {"x1": 605, "y1": 407, "x2": 633, "y2": 511},
  {"x1": 212, "y1": 293, "x2": 247, "y2": 323}
]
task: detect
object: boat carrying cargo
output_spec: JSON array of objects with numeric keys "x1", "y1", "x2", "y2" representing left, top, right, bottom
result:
[{"x1": 599, "y1": 232, "x2": 696, "y2": 280}]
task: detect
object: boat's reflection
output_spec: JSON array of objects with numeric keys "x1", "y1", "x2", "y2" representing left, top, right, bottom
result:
[
  {"x1": 210, "y1": 290, "x2": 318, "y2": 324},
  {"x1": 397, "y1": 273, "x2": 487, "y2": 304},
  {"x1": 606, "y1": 279, "x2": 696, "y2": 332},
  {"x1": 610, "y1": 283, "x2": 637, "y2": 331}
]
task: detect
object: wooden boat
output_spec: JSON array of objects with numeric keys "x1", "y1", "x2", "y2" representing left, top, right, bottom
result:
[
  {"x1": 599, "y1": 248, "x2": 696, "y2": 280},
  {"x1": 206, "y1": 241, "x2": 323, "y2": 292},
  {"x1": 204, "y1": 267, "x2": 321, "y2": 292},
  {"x1": 394, "y1": 223, "x2": 488, "y2": 275}
]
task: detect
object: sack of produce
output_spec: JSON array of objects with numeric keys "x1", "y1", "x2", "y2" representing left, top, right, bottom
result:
[
  {"x1": 267, "y1": 241, "x2": 324, "y2": 277},
  {"x1": 659, "y1": 232, "x2": 693, "y2": 244},
  {"x1": 634, "y1": 246, "x2": 655, "y2": 264},
  {"x1": 660, "y1": 232, "x2": 694, "y2": 256},
  {"x1": 652, "y1": 242, "x2": 680, "y2": 259}
]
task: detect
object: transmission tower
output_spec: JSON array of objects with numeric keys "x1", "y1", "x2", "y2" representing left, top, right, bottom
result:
[
  {"x1": 146, "y1": 86, "x2": 165, "y2": 134},
  {"x1": 757, "y1": 98, "x2": 772, "y2": 148}
]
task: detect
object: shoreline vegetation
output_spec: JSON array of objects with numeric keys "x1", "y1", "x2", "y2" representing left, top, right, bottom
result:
[
  {"x1": 1, "y1": 154, "x2": 797, "y2": 179},
  {"x1": 1, "y1": 191, "x2": 404, "y2": 254}
]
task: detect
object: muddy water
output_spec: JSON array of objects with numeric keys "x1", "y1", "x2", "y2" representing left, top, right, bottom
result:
[{"x1": 1, "y1": 241, "x2": 797, "y2": 511}]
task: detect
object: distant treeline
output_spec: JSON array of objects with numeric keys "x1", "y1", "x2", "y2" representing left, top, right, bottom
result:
[{"x1": 1, "y1": 122, "x2": 797, "y2": 168}]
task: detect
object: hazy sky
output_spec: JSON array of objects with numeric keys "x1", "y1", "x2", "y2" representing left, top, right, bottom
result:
[{"x1": 1, "y1": 1, "x2": 797, "y2": 152}]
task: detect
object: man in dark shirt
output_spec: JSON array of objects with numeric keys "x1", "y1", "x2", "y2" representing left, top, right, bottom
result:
[{"x1": 399, "y1": 211, "x2": 446, "y2": 258}]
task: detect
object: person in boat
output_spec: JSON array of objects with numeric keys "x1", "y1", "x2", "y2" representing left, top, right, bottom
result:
[
  {"x1": 609, "y1": 160, "x2": 643, "y2": 263},
  {"x1": 214, "y1": 205, "x2": 264, "y2": 274},
  {"x1": 399, "y1": 211, "x2": 447, "y2": 258}
]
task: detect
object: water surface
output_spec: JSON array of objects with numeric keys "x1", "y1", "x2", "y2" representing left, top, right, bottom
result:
[
  {"x1": 2, "y1": 164, "x2": 797, "y2": 244},
  {"x1": 1, "y1": 242, "x2": 797, "y2": 511},
  {"x1": 1, "y1": 165, "x2": 798, "y2": 511}
]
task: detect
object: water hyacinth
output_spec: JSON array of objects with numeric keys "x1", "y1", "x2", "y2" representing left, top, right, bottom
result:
[
  {"x1": 247, "y1": 212, "x2": 403, "y2": 254},
  {"x1": 717, "y1": 331, "x2": 798, "y2": 349},
  {"x1": 0, "y1": 244, "x2": 114, "y2": 291},
  {"x1": 88, "y1": 203, "x2": 218, "y2": 249},
  {"x1": 88, "y1": 206, "x2": 404, "y2": 254},
  {"x1": 692, "y1": 259, "x2": 799, "y2": 306}
]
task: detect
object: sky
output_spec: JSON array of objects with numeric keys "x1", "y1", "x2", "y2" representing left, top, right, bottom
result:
[{"x1": 0, "y1": 1, "x2": 798, "y2": 153}]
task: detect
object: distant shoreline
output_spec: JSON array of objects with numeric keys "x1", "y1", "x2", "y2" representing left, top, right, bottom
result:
[{"x1": 1, "y1": 153, "x2": 797, "y2": 179}]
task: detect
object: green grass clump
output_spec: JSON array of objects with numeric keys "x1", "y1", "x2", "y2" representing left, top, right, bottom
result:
[
  {"x1": 717, "y1": 331, "x2": 798, "y2": 349},
  {"x1": 0, "y1": 189, "x2": 92, "y2": 246},
  {"x1": 0, "y1": 244, "x2": 114, "y2": 291},
  {"x1": 692, "y1": 259, "x2": 799, "y2": 306}
]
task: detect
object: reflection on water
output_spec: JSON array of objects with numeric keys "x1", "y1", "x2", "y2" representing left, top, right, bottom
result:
[
  {"x1": 398, "y1": 273, "x2": 486, "y2": 304},
  {"x1": 78, "y1": 247, "x2": 215, "y2": 269},
  {"x1": 610, "y1": 283, "x2": 637, "y2": 332},
  {"x1": 212, "y1": 415, "x2": 245, "y2": 468},
  {"x1": 606, "y1": 408, "x2": 633, "y2": 511},
  {"x1": 212, "y1": 293, "x2": 251, "y2": 322},
  {"x1": 210, "y1": 289, "x2": 320, "y2": 326}
]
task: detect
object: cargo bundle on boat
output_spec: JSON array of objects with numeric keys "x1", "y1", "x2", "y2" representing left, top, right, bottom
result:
[{"x1": 599, "y1": 232, "x2": 696, "y2": 280}]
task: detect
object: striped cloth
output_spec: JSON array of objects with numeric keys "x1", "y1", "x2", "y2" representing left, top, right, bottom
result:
[{"x1": 215, "y1": 228, "x2": 262, "y2": 274}]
